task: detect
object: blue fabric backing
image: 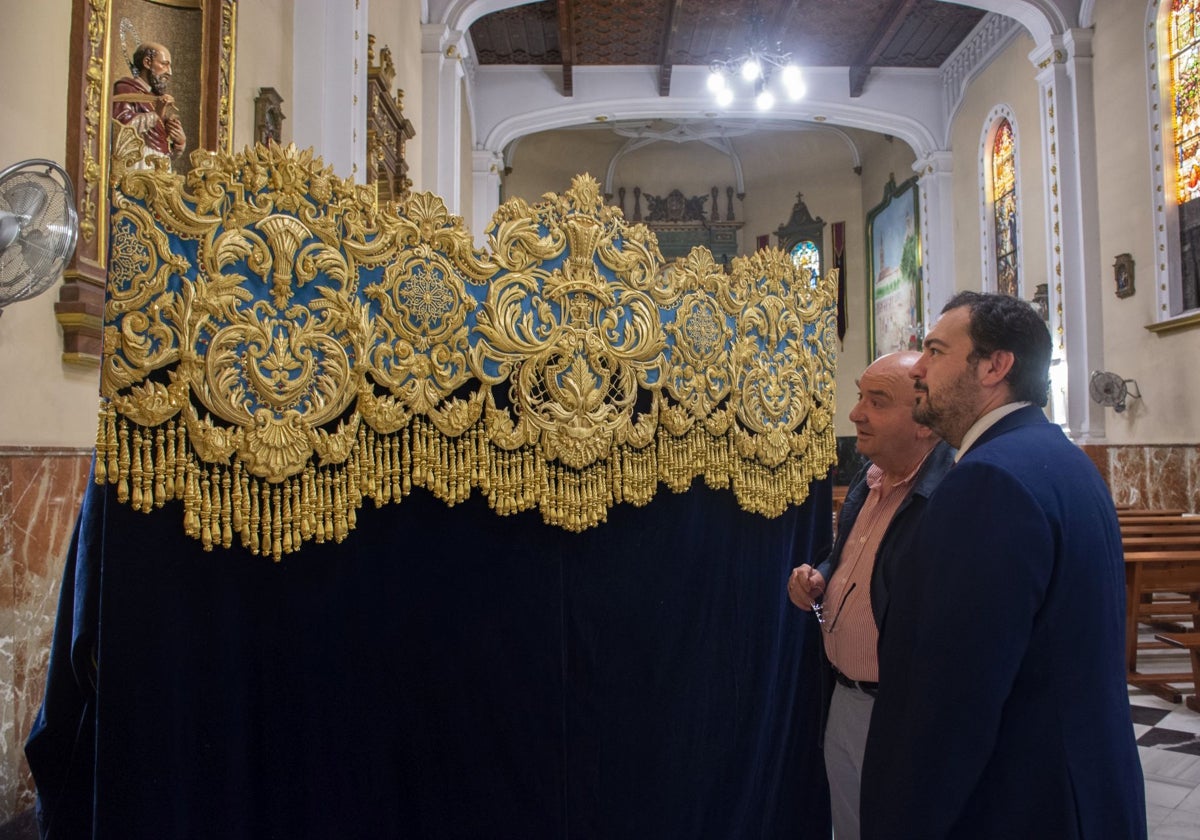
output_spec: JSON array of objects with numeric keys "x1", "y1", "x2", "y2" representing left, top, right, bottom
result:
[{"x1": 28, "y1": 467, "x2": 832, "y2": 839}]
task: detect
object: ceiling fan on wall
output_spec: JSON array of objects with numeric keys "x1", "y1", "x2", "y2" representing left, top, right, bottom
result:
[{"x1": 0, "y1": 158, "x2": 79, "y2": 317}]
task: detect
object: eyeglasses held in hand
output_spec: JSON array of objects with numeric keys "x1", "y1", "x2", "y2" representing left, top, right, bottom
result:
[{"x1": 812, "y1": 581, "x2": 856, "y2": 634}]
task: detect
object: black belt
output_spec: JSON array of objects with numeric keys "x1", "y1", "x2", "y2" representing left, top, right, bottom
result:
[{"x1": 833, "y1": 668, "x2": 879, "y2": 696}]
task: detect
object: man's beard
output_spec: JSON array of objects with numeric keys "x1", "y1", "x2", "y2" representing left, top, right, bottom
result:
[
  {"x1": 146, "y1": 71, "x2": 170, "y2": 96},
  {"x1": 912, "y1": 365, "x2": 980, "y2": 446}
]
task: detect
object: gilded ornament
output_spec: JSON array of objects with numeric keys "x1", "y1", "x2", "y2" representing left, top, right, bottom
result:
[{"x1": 97, "y1": 145, "x2": 837, "y2": 558}]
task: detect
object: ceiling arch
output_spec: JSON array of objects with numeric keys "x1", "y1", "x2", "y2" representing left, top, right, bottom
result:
[{"x1": 444, "y1": 0, "x2": 1081, "y2": 157}]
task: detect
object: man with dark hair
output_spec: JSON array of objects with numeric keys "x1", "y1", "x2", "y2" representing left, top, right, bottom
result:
[
  {"x1": 860, "y1": 292, "x2": 1146, "y2": 839},
  {"x1": 112, "y1": 41, "x2": 186, "y2": 167}
]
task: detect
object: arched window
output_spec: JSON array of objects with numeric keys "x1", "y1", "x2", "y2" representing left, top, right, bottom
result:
[
  {"x1": 789, "y1": 240, "x2": 820, "y2": 288},
  {"x1": 978, "y1": 107, "x2": 1022, "y2": 299},
  {"x1": 1148, "y1": 0, "x2": 1200, "y2": 325},
  {"x1": 1168, "y1": 0, "x2": 1200, "y2": 312},
  {"x1": 991, "y1": 119, "x2": 1019, "y2": 297}
]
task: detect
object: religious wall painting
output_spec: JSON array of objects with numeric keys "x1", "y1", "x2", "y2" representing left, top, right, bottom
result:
[{"x1": 866, "y1": 175, "x2": 922, "y2": 359}]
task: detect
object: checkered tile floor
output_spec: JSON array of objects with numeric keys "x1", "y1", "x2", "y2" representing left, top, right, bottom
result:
[
  {"x1": 1134, "y1": 702, "x2": 1200, "y2": 755},
  {"x1": 1129, "y1": 629, "x2": 1200, "y2": 837}
]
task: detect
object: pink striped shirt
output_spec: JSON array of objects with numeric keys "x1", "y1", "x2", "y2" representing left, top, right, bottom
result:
[{"x1": 822, "y1": 456, "x2": 926, "y2": 681}]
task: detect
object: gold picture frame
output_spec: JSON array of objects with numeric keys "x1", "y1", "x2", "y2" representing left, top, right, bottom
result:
[{"x1": 57, "y1": 0, "x2": 236, "y2": 365}]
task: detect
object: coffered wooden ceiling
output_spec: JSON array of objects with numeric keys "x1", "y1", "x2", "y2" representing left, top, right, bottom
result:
[{"x1": 469, "y1": 0, "x2": 986, "y2": 97}]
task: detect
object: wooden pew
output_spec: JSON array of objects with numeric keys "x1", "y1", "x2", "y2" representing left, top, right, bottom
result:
[
  {"x1": 1118, "y1": 508, "x2": 1188, "y2": 518},
  {"x1": 1154, "y1": 632, "x2": 1200, "y2": 712},
  {"x1": 1122, "y1": 520, "x2": 1200, "y2": 645},
  {"x1": 1122, "y1": 535, "x2": 1200, "y2": 553},
  {"x1": 1119, "y1": 522, "x2": 1200, "y2": 537},
  {"x1": 1125, "y1": 550, "x2": 1200, "y2": 703}
]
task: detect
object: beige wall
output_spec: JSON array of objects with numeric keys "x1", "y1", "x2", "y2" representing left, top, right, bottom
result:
[
  {"x1": 461, "y1": 79, "x2": 473, "y2": 223},
  {"x1": 949, "y1": 31, "x2": 1044, "y2": 301},
  {"x1": 1091, "y1": 0, "x2": 1200, "y2": 444},
  {"x1": 232, "y1": 0, "x2": 293, "y2": 151},
  {"x1": 368, "y1": 0, "x2": 423, "y2": 194},
  {"x1": 0, "y1": 1, "x2": 99, "y2": 449}
]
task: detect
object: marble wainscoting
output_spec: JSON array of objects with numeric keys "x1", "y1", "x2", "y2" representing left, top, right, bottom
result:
[
  {"x1": 0, "y1": 448, "x2": 91, "y2": 823},
  {"x1": 1080, "y1": 444, "x2": 1200, "y2": 513}
]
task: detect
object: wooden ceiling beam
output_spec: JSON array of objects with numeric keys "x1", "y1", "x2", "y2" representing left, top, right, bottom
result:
[
  {"x1": 766, "y1": 0, "x2": 804, "y2": 34},
  {"x1": 558, "y1": 0, "x2": 576, "y2": 96},
  {"x1": 849, "y1": 0, "x2": 918, "y2": 97},
  {"x1": 657, "y1": 0, "x2": 686, "y2": 97}
]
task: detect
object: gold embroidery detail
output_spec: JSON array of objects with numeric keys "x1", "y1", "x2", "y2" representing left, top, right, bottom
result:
[{"x1": 99, "y1": 148, "x2": 837, "y2": 558}]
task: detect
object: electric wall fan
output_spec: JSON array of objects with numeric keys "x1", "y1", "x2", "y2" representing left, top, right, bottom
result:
[
  {"x1": 0, "y1": 159, "x2": 79, "y2": 316},
  {"x1": 1088, "y1": 370, "x2": 1141, "y2": 413}
]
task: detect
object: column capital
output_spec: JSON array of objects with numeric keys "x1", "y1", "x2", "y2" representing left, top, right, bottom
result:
[
  {"x1": 472, "y1": 149, "x2": 504, "y2": 174},
  {"x1": 912, "y1": 151, "x2": 953, "y2": 177}
]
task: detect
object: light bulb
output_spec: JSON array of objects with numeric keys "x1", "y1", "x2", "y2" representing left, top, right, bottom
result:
[
  {"x1": 707, "y1": 70, "x2": 726, "y2": 94},
  {"x1": 741, "y1": 58, "x2": 762, "y2": 82},
  {"x1": 716, "y1": 87, "x2": 734, "y2": 108},
  {"x1": 782, "y1": 65, "x2": 805, "y2": 100},
  {"x1": 756, "y1": 88, "x2": 775, "y2": 110}
]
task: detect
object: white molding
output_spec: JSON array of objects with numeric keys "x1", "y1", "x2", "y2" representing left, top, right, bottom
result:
[
  {"x1": 1144, "y1": 0, "x2": 1199, "y2": 322},
  {"x1": 942, "y1": 14, "x2": 1023, "y2": 139},
  {"x1": 292, "y1": 0, "x2": 368, "y2": 180},
  {"x1": 914, "y1": 151, "x2": 956, "y2": 322}
]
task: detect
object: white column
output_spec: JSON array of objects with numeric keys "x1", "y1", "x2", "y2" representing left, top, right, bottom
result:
[
  {"x1": 913, "y1": 151, "x2": 955, "y2": 332},
  {"x1": 421, "y1": 23, "x2": 466, "y2": 213},
  {"x1": 471, "y1": 150, "x2": 504, "y2": 249},
  {"x1": 292, "y1": 0, "x2": 368, "y2": 180},
  {"x1": 1031, "y1": 31, "x2": 1104, "y2": 440}
]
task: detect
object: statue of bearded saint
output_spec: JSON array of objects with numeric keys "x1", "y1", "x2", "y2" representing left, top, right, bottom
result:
[{"x1": 112, "y1": 41, "x2": 187, "y2": 169}]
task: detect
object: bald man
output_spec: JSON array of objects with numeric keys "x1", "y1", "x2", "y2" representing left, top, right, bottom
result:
[
  {"x1": 788, "y1": 351, "x2": 954, "y2": 840},
  {"x1": 112, "y1": 41, "x2": 186, "y2": 166}
]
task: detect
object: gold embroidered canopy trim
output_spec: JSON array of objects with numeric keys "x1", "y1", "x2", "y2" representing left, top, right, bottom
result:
[{"x1": 97, "y1": 143, "x2": 838, "y2": 560}]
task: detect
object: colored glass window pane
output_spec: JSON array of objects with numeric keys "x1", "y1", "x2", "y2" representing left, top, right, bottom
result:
[
  {"x1": 790, "y1": 240, "x2": 820, "y2": 287},
  {"x1": 991, "y1": 119, "x2": 1018, "y2": 297},
  {"x1": 1172, "y1": 0, "x2": 1200, "y2": 202}
]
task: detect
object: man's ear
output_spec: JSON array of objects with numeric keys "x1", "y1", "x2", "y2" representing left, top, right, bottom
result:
[{"x1": 978, "y1": 349, "x2": 1015, "y2": 386}]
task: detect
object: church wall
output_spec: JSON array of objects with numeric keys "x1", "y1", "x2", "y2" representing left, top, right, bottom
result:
[
  {"x1": 232, "y1": 0, "x2": 293, "y2": 150},
  {"x1": 1090, "y1": 0, "x2": 1200, "y2": 447},
  {"x1": 948, "y1": 31, "x2": 1046, "y2": 304},
  {"x1": 0, "y1": 1, "x2": 98, "y2": 450},
  {"x1": 461, "y1": 79, "x2": 474, "y2": 225},
  {"x1": 503, "y1": 127, "x2": 634, "y2": 203},
  {"x1": 368, "y1": 0, "x2": 423, "y2": 193},
  {"x1": 0, "y1": 8, "x2": 96, "y2": 818}
]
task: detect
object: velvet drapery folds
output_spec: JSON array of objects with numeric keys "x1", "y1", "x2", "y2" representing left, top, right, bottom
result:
[{"x1": 28, "y1": 142, "x2": 837, "y2": 837}]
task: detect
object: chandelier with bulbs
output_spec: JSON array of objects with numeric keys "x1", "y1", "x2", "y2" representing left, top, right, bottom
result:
[{"x1": 706, "y1": 14, "x2": 805, "y2": 111}]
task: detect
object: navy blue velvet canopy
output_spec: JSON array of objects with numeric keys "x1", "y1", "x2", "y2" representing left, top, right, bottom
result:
[{"x1": 28, "y1": 145, "x2": 838, "y2": 837}]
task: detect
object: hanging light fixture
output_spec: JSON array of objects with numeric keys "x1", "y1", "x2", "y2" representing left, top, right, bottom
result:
[{"x1": 707, "y1": 11, "x2": 805, "y2": 111}]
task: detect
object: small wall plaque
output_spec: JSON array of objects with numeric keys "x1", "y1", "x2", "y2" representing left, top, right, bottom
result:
[{"x1": 1113, "y1": 253, "x2": 1135, "y2": 299}]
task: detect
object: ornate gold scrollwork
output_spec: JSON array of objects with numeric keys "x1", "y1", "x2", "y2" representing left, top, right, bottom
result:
[{"x1": 98, "y1": 147, "x2": 837, "y2": 559}]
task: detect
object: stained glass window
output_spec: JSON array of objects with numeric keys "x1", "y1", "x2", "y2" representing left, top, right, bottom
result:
[
  {"x1": 790, "y1": 240, "x2": 820, "y2": 288},
  {"x1": 1170, "y1": 0, "x2": 1200, "y2": 309},
  {"x1": 991, "y1": 119, "x2": 1018, "y2": 297}
]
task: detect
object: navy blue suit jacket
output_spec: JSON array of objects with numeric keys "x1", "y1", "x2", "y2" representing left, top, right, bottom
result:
[{"x1": 861, "y1": 406, "x2": 1146, "y2": 839}]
